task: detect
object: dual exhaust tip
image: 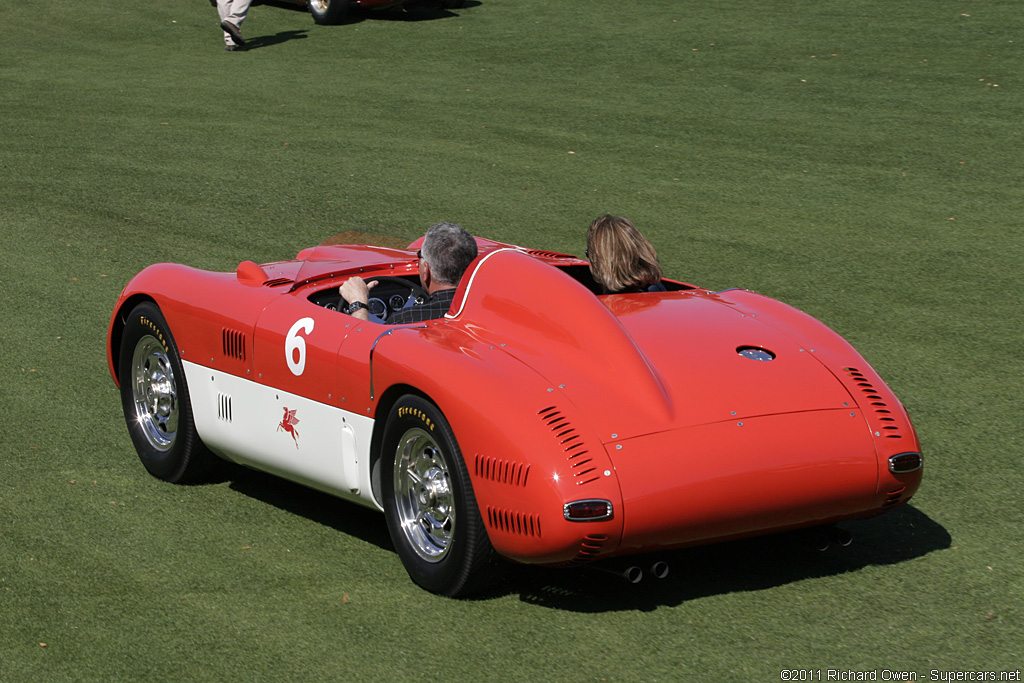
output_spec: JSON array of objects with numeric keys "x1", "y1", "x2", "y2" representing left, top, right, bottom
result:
[
  {"x1": 596, "y1": 528, "x2": 853, "y2": 583},
  {"x1": 813, "y1": 527, "x2": 854, "y2": 552},
  {"x1": 598, "y1": 560, "x2": 670, "y2": 584}
]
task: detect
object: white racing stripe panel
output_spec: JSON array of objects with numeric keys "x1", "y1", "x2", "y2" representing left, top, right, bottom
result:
[{"x1": 183, "y1": 361, "x2": 381, "y2": 511}]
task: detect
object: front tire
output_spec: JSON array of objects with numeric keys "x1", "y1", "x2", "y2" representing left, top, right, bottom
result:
[
  {"x1": 118, "y1": 302, "x2": 214, "y2": 483},
  {"x1": 307, "y1": 0, "x2": 351, "y2": 24},
  {"x1": 382, "y1": 395, "x2": 497, "y2": 596}
]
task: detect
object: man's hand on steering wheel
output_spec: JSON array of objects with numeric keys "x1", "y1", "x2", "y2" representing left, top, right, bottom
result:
[{"x1": 339, "y1": 277, "x2": 378, "y2": 321}]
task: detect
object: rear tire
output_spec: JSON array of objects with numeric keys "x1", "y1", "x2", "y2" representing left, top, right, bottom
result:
[
  {"x1": 118, "y1": 302, "x2": 214, "y2": 483},
  {"x1": 381, "y1": 395, "x2": 497, "y2": 596},
  {"x1": 308, "y1": 0, "x2": 351, "y2": 24}
]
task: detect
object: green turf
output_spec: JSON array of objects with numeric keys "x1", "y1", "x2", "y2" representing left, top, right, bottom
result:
[{"x1": 1, "y1": 0, "x2": 1021, "y2": 679}]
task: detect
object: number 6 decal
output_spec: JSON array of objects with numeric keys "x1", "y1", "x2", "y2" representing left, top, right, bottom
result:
[{"x1": 285, "y1": 317, "x2": 315, "y2": 376}]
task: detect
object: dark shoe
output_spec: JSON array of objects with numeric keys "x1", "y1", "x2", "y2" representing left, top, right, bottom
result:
[{"x1": 220, "y1": 20, "x2": 245, "y2": 46}]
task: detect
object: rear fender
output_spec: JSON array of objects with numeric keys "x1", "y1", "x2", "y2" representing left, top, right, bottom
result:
[{"x1": 368, "y1": 324, "x2": 625, "y2": 564}]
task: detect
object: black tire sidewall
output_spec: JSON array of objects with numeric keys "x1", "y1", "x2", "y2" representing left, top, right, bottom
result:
[
  {"x1": 118, "y1": 302, "x2": 207, "y2": 483},
  {"x1": 308, "y1": 0, "x2": 350, "y2": 24},
  {"x1": 381, "y1": 396, "x2": 491, "y2": 596}
]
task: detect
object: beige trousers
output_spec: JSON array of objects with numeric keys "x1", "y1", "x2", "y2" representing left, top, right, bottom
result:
[{"x1": 217, "y1": 0, "x2": 252, "y2": 47}]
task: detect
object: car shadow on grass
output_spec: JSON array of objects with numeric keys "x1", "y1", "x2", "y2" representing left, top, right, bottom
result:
[
  {"x1": 217, "y1": 462, "x2": 948, "y2": 609},
  {"x1": 511, "y1": 505, "x2": 951, "y2": 612},
  {"x1": 223, "y1": 461, "x2": 395, "y2": 553}
]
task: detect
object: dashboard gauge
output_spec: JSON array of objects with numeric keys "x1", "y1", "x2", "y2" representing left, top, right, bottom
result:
[{"x1": 368, "y1": 298, "x2": 387, "y2": 318}]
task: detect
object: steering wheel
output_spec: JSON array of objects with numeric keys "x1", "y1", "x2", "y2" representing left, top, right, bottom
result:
[
  {"x1": 365, "y1": 276, "x2": 429, "y2": 302},
  {"x1": 338, "y1": 276, "x2": 429, "y2": 322}
]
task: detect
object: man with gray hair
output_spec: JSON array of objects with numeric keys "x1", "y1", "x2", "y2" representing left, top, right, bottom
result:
[{"x1": 339, "y1": 222, "x2": 478, "y2": 323}]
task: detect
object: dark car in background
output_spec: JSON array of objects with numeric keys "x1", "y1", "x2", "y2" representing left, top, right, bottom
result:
[{"x1": 284, "y1": 0, "x2": 466, "y2": 25}]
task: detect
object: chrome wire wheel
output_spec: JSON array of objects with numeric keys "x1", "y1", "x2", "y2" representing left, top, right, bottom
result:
[
  {"x1": 130, "y1": 335, "x2": 178, "y2": 452},
  {"x1": 393, "y1": 427, "x2": 455, "y2": 563},
  {"x1": 309, "y1": 0, "x2": 328, "y2": 11},
  {"x1": 382, "y1": 395, "x2": 498, "y2": 596},
  {"x1": 118, "y1": 302, "x2": 213, "y2": 483}
]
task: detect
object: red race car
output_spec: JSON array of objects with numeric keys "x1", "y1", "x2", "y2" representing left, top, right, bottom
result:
[{"x1": 107, "y1": 235, "x2": 923, "y2": 596}]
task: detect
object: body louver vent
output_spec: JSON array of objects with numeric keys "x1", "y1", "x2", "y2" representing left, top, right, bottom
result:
[
  {"x1": 882, "y1": 486, "x2": 906, "y2": 511},
  {"x1": 486, "y1": 507, "x2": 542, "y2": 537},
  {"x1": 217, "y1": 393, "x2": 232, "y2": 422},
  {"x1": 222, "y1": 328, "x2": 246, "y2": 361},
  {"x1": 524, "y1": 249, "x2": 572, "y2": 259},
  {"x1": 537, "y1": 406, "x2": 599, "y2": 486},
  {"x1": 475, "y1": 454, "x2": 530, "y2": 487},
  {"x1": 569, "y1": 534, "x2": 607, "y2": 564},
  {"x1": 263, "y1": 278, "x2": 293, "y2": 288},
  {"x1": 843, "y1": 367, "x2": 903, "y2": 439}
]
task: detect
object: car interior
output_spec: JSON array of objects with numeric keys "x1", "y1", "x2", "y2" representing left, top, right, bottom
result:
[
  {"x1": 307, "y1": 275, "x2": 426, "y2": 323},
  {"x1": 307, "y1": 264, "x2": 692, "y2": 322}
]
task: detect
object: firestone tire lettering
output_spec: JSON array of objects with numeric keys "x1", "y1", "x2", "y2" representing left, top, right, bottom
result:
[
  {"x1": 118, "y1": 302, "x2": 215, "y2": 483},
  {"x1": 382, "y1": 395, "x2": 500, "y2": 597}
]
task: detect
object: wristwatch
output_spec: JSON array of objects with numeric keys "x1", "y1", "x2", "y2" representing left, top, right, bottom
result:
[{"x1": 343, "y1": 301, "x2": 368, "y2": 315}]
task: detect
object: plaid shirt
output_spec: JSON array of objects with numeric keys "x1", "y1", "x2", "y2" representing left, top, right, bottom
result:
[{"x1": 388, "y1": 288, "x2": 457, "y2": 324}]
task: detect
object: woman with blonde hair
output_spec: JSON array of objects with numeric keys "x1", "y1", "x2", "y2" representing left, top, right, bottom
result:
[{"x1": 585, "y1": 215, "x2": 665, "y2": 294}]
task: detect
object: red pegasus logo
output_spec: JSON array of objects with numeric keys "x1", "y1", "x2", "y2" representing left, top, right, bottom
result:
[{"x1": 277, "y1": 407, "x2": 300, "y2": 448}]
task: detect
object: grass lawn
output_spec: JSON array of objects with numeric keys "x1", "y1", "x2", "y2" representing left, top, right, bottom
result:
[{"x1": 1, "y1": 0, "x2": 1021, "y2": 679}]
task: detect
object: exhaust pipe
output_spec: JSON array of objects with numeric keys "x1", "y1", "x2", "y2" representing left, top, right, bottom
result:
[
  {"x1": 832, "y1": 528, "x2": 853, "y2": 547},
  {"x1": 813, "y1": 532, "x2": 831, "y2": 552},
  {"x1": 592, "y1": 559, "x2": 669, "y2": 584},
  {"x1": 619, "y1": 565, "x2": 643, "y2": 584},
  {"x1": 594, "y1": 564, "x2": 644, "y2": 584},
  {"x1": 809, "y1": 527, "x2": 853, "y2": 551}
]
